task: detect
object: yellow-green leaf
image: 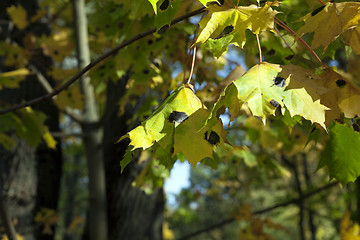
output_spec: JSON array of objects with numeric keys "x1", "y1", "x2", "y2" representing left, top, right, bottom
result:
[
  {"x1": 120, "y1": 84, "x2": 203, "y2": 150},
  {"x1": 196, "y1": 4, "x2": 278, "y2": 56}
]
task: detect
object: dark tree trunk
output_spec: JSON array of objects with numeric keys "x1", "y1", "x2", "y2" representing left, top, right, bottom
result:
[
  {"x1": 103, "y1": 74, "x2": 164, "y2": 240},
  {"x1": 0, "y1": 0, "x2": 62, "y2": 239}
]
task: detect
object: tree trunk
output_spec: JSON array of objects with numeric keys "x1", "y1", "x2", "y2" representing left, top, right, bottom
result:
[
  {"x1": 103, "y1": 75, "x2": 164, "y2": 240},
  {"x1": 0, "y1": 1, "x2": 62, "y2": 239},
  {"x1": 72, "y1": 1, "x2": 108, "y2": 240}
]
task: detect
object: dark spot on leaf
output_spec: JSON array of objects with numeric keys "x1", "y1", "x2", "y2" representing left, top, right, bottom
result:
[
  {"x1": 105, "y1": 24, "x2": 110, "y2": 29},
  {"x1": 95, "y1": 26, "x2": 101, "y2": 32},
  {"x1": 311, "y1": 5, "x2": 325, "y2": 16},
  {"x1": 336, "y1": 79, "x2": 346, "y2": 88},
  {"x1": 99, "y1": 72, "x2": 105, "y2": 77},
  {"x1": 160, "y1": 0, "x2": 169, "y2": 11},
  {"x1": 270, "y1": 99, "x2": 280, "y2": 108},
  {"x1": 147, "y1": 39, "x2": 153, "y2": 45},
  {"x1": 267, "y1": 49, "x2": 276, "y2": 56},
  {"x1": 273, "y1": 77, "x2": 286, "y2": 88},
  {"x1": 170, "y1": 147, "x2": 174, "y2": 154},
  {"x1": 13, "y1": 54, "x2": 18, "y2": 59},
  {"x1": 118, "y1": 22, "x2": 124, "y2": 29},
  {"x1": 214, "y1": 25, "x2": 234, "y2": 39},
  {"x1": 204, "y1": 131, "x2": 220, "y2": 145},
  {"x1": 294, "y1": 134, "x2": 300, "y2": 139},
  {"x1": 285, "y1": 55, "x2": 294, "y2": 60},
  {"x1": 168, "y1": 111, "x2": 189, "y2": 123},
  {"x1": 53, "y1": 50, "x2": 59, "y2": 55},
  {"x1": 142, "y1": 69, "x2": 150, "y2": 74}
]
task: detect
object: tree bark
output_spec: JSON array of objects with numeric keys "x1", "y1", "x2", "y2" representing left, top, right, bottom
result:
[
  {"x1": 72, "y1": 1, "x2": 108, "y2": 240},
  {"x1": 0, "y1": 1, "x2": 62, "y2": 239},
  {"x1": 103, "y1": 74, "x2": 164, "y2": 240}
]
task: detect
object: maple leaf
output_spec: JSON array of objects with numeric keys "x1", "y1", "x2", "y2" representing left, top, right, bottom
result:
[
  {"x1": 174, "y1": 108, "x2": 225, "y2": 167},
  {"x1": 119, "y1": 84, "x2": 203, "y2": 150},
  {"x1": 318, "y1": 123, "x2": 360, "y2": 184},
  {"x1": 208, "y1": 62, "x2": 328, "y2": 128},
  {"x1": 343, "y1": 26, "x2": 360, "y2": 55},
  {"x1": 295, "y1": 2, "x2": 360, "y2": 50},
  {"x1": 196, "y1": 4, "x2": 278, "y2": 57},
  {"x1": 314, "y1": 68, "x2": 360, "y2": 125}
]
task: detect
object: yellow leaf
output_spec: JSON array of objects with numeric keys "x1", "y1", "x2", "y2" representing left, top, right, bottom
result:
[
  {"x1": 54, "y1": 84, "x2": 84, "y2": 111},
  {"x1": 341, "y1": 211, "x2": 360, "y2": 240},
  {"x1": 7, "y1": 5, "x2": 28, "y2": 30},
  {"x1": 1, "y1": 234, "x2": 24, "y2": 240},
  {"x1": 296, "y1": 2, "x2": 360, "y2": 50},
  {"x1": 0, "y1": 68, "x2": 30, "y2": 90}
]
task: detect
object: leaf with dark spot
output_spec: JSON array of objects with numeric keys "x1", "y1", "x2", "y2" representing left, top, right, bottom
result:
[
  {"x1": 270, "y1": 99, "x2": 280, "y2": 108},
  {"x1": 336, "y1": 79, "x2": 346, "y2": 88},
  {"x1": 214, "y1": 25, "x2": 234, "y2": 39},
  {"x1": 285, "y1": 55, "x2": 294, "y2": 60},
  {"x1": 204, "y1": 131, "x2": 220, "y2": 145},
  {"x1": 168, "y1": 111, "x2": 189, "y2": 123},
  {"x1": 273, "y1": 76, "x2": 286, "y2": 87},
  {"x1": 160, "y1": 0, "x2": 169, "y2": 11},
  {"x1": 142, "y1": 69, "x2": 150, "y2": 74},
  {"x1": 267, "y1": 49, "x2": 276, "y2": 56},
  {"x1": 311, "y1": 5, "x2": 325, "y2": 16}
]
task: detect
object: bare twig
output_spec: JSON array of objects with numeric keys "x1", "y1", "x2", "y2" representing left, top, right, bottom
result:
[
  {"x1": 30, "y1": 64, "x2": 83, "y2": 123},
  {"x1": 176, "y1": 181, "x2": 339, "y2": 240},
  {"x1": 274, "y1": 17, "x2": 326, "y2": 69},
  {"x1": 0, "y1": 7, "x2": 206, "y2": 115},
  {"x1": 274, "y1": 26, "x2": 295, "y2": 54}
]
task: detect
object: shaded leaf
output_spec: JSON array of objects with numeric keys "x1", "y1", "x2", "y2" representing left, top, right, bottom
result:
[
  {"x1": 318, "y1": 123, "x2": 360, "y2": 184},
  {"x1": 7, "y1": 5, "x2": 28, "y2": 30},
  {"x1": 296, "y1": 2, "x2": 360, "y2": 50}
]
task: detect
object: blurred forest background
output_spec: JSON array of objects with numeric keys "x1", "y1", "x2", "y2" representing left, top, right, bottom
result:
[{"x1": 0, "y1": 0, "x2": 359, "y2": 240}]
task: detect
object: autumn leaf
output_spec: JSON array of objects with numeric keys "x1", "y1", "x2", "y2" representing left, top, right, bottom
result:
[
  {"x1": 119, "y1": 84, "x2": 203, "y2": 150},
  {"x1": 318, "y1": 123, "x2": 360, "y2": 184},
  {"x1": 196, "y1": 4, "x2": 278, "y2": 57},
  {"x1": 0, "y1": 68, "x2": 30, "y2": 90},
  {"x1": 7, "y1": 5, "x2": 28, "y2": 30},
  {"x1": 343, "y1": 26, "x2": 360, "y2": 55},
  {"x1": 314, "y1": 68, "x2": 360, "y2": 125},
  {"x1": 296, "y1": 2, "x2": 360, "y2": 50},
  {"x1": 174, "y1": 108, "x2": 225, "y2": 167},
  {"x1": 341, "y1": 211, "x2": 360, "y2": 240}
]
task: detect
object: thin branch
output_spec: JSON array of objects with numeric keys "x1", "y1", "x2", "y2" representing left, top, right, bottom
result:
[
  {"x1": 186, "y1": 46, "x2": 197, "y2": 85},
  {"x1": 50, "y1": 131, "x2": 85, "y2": 138},
  {"x1": 273, "y1": 26, "x2": 295, "y2": 54},
  {"x1": 0, "y1": 7, "x2": 206, "y2": 115},
  {"x1": 317, "y1": 0, "x2": 325, "y2": 5},
  {"x1": 30, "y1": 64, "x2": 83, "y2": 123},
  {"x1": 274, "y1": 17, "x2": 326, "y2": 69},
  {"x1": 176, "y1": 181, "x2": 339, "y2": 240},
  {"x1": 256, "y1": 34, "x2": 262, "y2": 63}
]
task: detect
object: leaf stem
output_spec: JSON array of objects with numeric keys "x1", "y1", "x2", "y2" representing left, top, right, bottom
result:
[
  {"x1": 186, "y1": 46, "x2": 197, "y2": 85},
  {"x1": 256, "y1": 34, "x2": 262, "y2": 63},
  {"x1": 273, "y1": 26, "x2": 295, "y2": 54},
  {"x1": 317, "y1": 0, "x2": 325, "y2": 5},
  {"x1": 0, "y1": 7, "x2": 206, "y2": 115},
  {"x1": 274, "y1": 17, "x2": 326, "y2": 69}
]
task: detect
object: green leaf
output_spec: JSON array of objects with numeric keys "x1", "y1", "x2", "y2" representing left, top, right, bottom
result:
[
  {"x1": 318, "y1": 123, "x2": 360, "y2": 184},
  {"x1": 154, "y1": 0, "x2": 180, "y2": 30},
  {"x1": 120, "y1": 147, "x2": 133, "y2": 173},
  {"x1": 119, "y1": 84, "x2": 203, "y2": 150},
  {"x1": 196, "y1": 4, "x2": 278, "y2": 56}
]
